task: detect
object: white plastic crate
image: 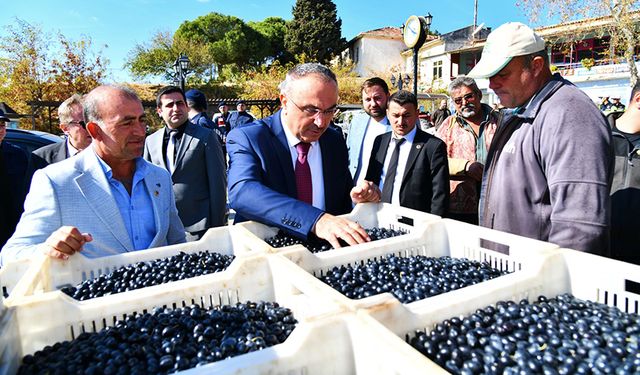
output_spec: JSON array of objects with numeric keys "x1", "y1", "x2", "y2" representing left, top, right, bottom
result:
[
  {"x1": 181, "y1": 313, "x2": 444, "y2": 374},
  {"x1": 359, "y1": 248, "x2": 640, "y2": 372},
  {"x1": 0, "y1": 258, "x2": 31, "y2": 302},
  {"x1": 269, "y1": 218, "x2": 560, "y2": 312},
  {"x1": 237, "y1": 202, "x2": 441, "y2": 256},
  {"x1": 0, "y1": 307, "x2": 19, "y2": 375},
  {"x1": 1, "y1": 254, "x2": 346, "y2": 371},
  {"x1": 6, "y1": 225, "x2": 269, "y2": 301}
]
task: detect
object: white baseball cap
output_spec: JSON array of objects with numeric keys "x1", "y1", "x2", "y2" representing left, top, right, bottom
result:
[{"x1": 468, "y1": 22, "x2": 546, "y2": 79}]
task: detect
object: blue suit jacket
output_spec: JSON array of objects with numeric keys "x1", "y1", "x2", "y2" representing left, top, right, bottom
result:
[
  {"x1": 0, "y1": 147, "x2": 186, "y2": 265},
  {"x1": 346, "y1": 112, "x2": 390, "y2": 179},
  {"x1": 226, "y1": 110, "x2": 353, "y2": 239}
]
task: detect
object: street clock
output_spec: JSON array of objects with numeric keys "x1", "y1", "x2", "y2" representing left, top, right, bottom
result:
[{"x1": 403, "y1": 15, "x2": 426, "y2": 49}]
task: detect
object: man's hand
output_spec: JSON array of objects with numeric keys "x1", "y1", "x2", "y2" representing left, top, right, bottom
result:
[
  {"x1": 313, "y1": 213, "x2": 370, "y2": 249},
  {"x1": 350, "y1": 180, "x2": 381, "y2": 204},
  {"x1": 466, "y1": 161, "x2": 484, "y2": 182},
  {"x1": 42, "y1": 226, "x2": 92, "y2": 260}
]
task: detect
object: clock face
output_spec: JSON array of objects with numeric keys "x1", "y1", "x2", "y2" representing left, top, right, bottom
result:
[{"x1": 403, "y1": 16, "x2": 422, "y2": 48}]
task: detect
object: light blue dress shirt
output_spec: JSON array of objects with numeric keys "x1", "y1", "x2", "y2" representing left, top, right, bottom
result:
[{"x1": 96, "y1": 155, "x2": 156, "y2": 250}]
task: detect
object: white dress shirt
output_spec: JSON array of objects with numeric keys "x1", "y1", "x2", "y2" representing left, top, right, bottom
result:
[
  {"x1": 355, "y1": 116, "x2": 390, "y2": 185},
  {"x1": 66, "y1": 137, "x2": 80, "y2": 157},
  {"x1": 281, "y1": 114, "x2": 326, "y2": 210},
  {"x1": 379, "y1": 126, "x2": 417, "y2": 205}
]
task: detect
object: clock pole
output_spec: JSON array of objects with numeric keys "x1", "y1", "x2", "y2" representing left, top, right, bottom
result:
[{"x1": 412, "y1": 46, "x2": 419, "y2": 96}]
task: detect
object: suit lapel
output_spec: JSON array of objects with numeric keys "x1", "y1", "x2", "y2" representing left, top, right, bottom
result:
[
  {"x1": 74, "y1": 151, "x2": 133, "y2": 251},
  {"x1": 143, "y1": 170, "x2": 165, "y2": 247},
  {"x1": 147, "y1": 130, "x2": 165, "y2": 167},
  {"x1": 56, "y1": 142, "x2": 68, "y2": 162},
  {"x1": 271, "y1": 114, "x2": 297, "y2": 195},
  {"x1": 174, "y1": 122, "x2": 195, "y2": 173}
]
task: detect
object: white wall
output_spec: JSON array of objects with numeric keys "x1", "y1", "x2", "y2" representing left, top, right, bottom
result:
[{"x1": 353, "y1": 38, "x2": 406, "y2": 77}]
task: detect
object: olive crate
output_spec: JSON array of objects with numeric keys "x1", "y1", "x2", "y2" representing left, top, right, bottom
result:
[
  {"x1": 182, "y1": 313, "x2": 441, "y2": 374},
  {"x1": 357, "y1": 248, "x2": 640, "y2": 373},
  {"x1": 236, "y1": 202, "x2": 441, "y2": 255},
  {"x1": 5, "y1": 225, "x2": 268, "y2": 302},
  {"x1": 269, "y1": 218, "x2": 560, "y2": 312},
  {"x1": 0, "y1": 259, "x2": 32, "y2": 302},
  {"x1": 0, "y1": 254, "x2": 348, "y2": 372},
  {"x1": 0, "y1": 308, "x2": 20, "y2": 375}
]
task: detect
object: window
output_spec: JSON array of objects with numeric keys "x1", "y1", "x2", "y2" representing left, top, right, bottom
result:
[{"x1": 432, "y1": 60, "x2": 443, "y2": 79}]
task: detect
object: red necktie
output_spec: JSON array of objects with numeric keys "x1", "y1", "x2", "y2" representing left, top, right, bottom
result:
[{"x1": 295, "y1": 142, "x2": 312, "y2": 205}]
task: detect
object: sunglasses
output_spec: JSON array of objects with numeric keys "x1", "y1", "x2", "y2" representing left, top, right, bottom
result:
[
  {"x1": 68, "y1": 120, "x2": 87, "y2": 128},
  {"x1": 453, "y1": 93, "x2": 475, "y2": 105}
]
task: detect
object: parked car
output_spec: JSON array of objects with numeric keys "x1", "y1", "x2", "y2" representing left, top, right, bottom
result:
[{"x1": 5, "y1": 128, "x2": 62, "y2": 154}]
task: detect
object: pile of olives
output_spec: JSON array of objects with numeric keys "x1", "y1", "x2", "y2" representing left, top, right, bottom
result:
[
  {"x1": 61, "y1": 251, "x2": 235, "y2": 301},
  {"x1": 408, "y1": 294, "x2": 640, "y2": 374},
  {"x1": 265, "y1": 227, "x2": 407, "y2": 253},
  {"x1": 318, "y1": 255, "x2": 509, "y2": 303},
  {"x1": 19, "y1": 301, "x2": 297, "y2": 374}
]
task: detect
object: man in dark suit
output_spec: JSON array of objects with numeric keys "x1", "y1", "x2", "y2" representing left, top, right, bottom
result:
[
  {"x1": 227, "y1": 63, "x2": 379, "y2": 249},
  {"x1": 363, "y1": 90, "x2": 449, "y2": 216},
  {"x1": 31, "y1": 94, "x2": 92, "y2": 170},
  {"x1": 0, "y1": 110, "x2": 30, "y2": 248},
  {"x1": 144, "y1": 86, "x2": 227, "y2": 241}
]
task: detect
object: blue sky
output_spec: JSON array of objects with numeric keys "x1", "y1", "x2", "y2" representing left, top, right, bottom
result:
[{"x1": 3, "y1": 1, "x2": 529, "y2": 82}]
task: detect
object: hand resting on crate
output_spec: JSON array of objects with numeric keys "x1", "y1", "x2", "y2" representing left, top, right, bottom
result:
[
  {"x1": 312, "y1": 213, "x2": 370, "y2": 249},
  {"x1": 42, "y1": 226, "x2": 92, "y2": 260}
]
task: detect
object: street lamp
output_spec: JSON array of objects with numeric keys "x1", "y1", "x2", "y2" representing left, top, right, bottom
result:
[
  {"x1": 172, "y1": 53, "x2": 191, "y2": 92},
  {"x1": 390, "y1": 73, "x2": 411, "y2": 91}
]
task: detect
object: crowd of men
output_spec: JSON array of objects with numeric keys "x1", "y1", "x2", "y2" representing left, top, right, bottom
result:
[{"x1": 0, "y1": 22, "x2": 637, "y2": 267}]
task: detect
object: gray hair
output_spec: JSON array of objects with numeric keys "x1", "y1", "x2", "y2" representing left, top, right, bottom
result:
[
  {"x1": 83, "y1": 85, "x2": 141, "y2": 124},
  {"x1": 448, "y1": 76, "x2": 482, "y2": 97},
  {"x1": 278, "y1": 63, "x2": 337, "y2": 95},
  {"x1": 58, "y1": 94, "x2": 83, "y2": 124}
]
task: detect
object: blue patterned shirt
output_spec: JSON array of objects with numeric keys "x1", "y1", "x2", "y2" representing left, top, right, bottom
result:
[{"x1": 96, "y1": 153, "x2": 156, "y2": 250}]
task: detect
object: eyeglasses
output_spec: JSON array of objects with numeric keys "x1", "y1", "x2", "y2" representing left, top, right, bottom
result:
[
  {"x1": 453, "y1": 93, "x2": 475, "y2": 105},
  {"x1": 68, "y1": 121, "x2": 87, "y2": 128},
  {"x1": 288, "y1": 97, "x2": 337, "y2": 119}
]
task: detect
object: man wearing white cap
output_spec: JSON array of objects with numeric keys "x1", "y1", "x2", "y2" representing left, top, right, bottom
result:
[{"x1": 468, "y1": 22, "x2": 612, "y2": 255}]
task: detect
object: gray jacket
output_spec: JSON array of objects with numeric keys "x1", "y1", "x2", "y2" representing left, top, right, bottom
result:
[{"x1": 479, "y1": 74, "x2": 612, "y2": 255}]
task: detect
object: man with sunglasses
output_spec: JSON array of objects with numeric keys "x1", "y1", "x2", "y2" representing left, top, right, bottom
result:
[
  {"x1": 435, "y1": 77, "x2": 498, "y2": 224},
  {"x1": 227, "y1": 63, "x2": 379, "y2": 249},
  {"x1": 31, "y1": 94, "x2": 92, "y2": 170}
]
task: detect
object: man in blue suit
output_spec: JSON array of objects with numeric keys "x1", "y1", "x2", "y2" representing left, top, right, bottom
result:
[
  {"x1": 1, "y1": 85, "x2": 186, "y2": 265},
  {"x1": 227, "y1": 63, "x2": 379, "y2": 249},
  {"x1": 346, "y1": 77, "x2": 391, "y2": 185}
]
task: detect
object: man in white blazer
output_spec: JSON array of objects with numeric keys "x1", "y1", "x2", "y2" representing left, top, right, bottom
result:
[
  {"x1": 0, "y1": 85, "x2": 186, "y2": 266},
  {"x1": 346, "y1": 77, "x2": 391, "y2": 185},
  {"x1": 144, "y1": 86, "x2": 227, "y2": 241}
]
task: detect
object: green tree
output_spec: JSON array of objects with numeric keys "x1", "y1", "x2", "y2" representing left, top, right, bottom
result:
[
  {"x1": 176, "y1": 12, "x2": 271, "y2": 69},
  {"x1": 285, "y1": 0, "x2": 346, "y2": 64},
  {"x1": 517, "y1": 0, "x2": 640, "y2": 86},
  {"x1": 125, "y1": 30, "x2": 215, "y2": 83},
  {"x1": 248, "y1": 17, "x2": 294, "y2": 65}
]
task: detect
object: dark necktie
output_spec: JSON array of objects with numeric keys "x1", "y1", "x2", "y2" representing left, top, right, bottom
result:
[
  {"x1": 295, "y1": 142, "x2": 312, "y2": 205},
  {"x1": 381, "y1": 137, "x2": 406, "y2": 203}
]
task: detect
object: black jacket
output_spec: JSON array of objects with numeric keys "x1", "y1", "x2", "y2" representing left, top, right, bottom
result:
[
  {"x1": 365, "y1": 128, "x2": 449, "y2": 216},
  {"x1": 610, "y1": 124, "x2": 640, "y2": 265}
]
